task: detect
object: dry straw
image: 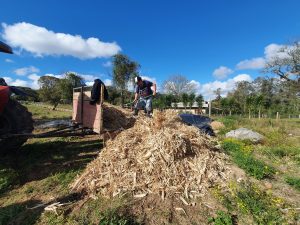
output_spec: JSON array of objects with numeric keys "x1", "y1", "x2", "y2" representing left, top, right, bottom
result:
[{"x1": 72, "y1": 106, "x2": 229, "y2": 202}]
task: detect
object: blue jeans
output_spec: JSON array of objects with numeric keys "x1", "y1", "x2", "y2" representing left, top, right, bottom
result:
[{"x1": 134, "y1": 97, "x2": 153, "y2": 114}]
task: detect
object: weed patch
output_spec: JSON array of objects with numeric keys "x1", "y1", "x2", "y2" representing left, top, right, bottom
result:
[
  {"x1": 99, "y1": 208, "x2": 140, "y2": 225},
  {"x1": 230, "y1": 182, "x2": 285, "y2": 224},
  {"x1": 208, "y1": 210, "x2": 234, "y2": 225},
  {"x1": 0, "y1": 168, "x2": 18, "y2": 194},
  {"x1": 285, "y1": 177, "x2": 300, "y2": 191},
  {"x1": 213, "y1": 181, "x2": 289, "y2": 225},
  {"x1": 222, "y1": 139, "x2": 275, "y2": 179},
  {"x1": 262, "y1": 146, "x2": 300, "y2": 164}
]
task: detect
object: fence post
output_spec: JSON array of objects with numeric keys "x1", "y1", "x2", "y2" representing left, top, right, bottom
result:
[{"x1": 209, "y1": 100, "x2": 212, "y2": 118}]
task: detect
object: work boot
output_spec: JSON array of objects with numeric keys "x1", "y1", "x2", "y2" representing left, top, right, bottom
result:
[
  {"x1": 133, "y1": 108, "x2": 138, "y2": 116},
  {"x1": 146, "y1": 111, "x2": 152, "y2": 118}
]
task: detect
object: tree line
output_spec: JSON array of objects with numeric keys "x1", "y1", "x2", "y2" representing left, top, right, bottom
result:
[{"x1": 11, "y1": 41, "x2": 300, "y2": 116}]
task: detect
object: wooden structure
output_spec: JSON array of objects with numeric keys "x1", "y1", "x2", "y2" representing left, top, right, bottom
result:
[
  {"x1": 171, "y1": 101, "x2": 209, "y2": 114},
  {"x1": 72, "y1": 85, "x2": 104, "y2": 134}
]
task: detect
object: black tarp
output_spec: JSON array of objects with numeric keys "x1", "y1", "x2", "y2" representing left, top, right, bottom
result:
[
  {"x1": 0, "y1": 41, "x2": 13, "y2": 54},
  {"x1": 179, "y1": 114, "x2": 214, "y2": 136},
  {"x1": 90, "y1": 79, "x2": 109, "y2": 104}
]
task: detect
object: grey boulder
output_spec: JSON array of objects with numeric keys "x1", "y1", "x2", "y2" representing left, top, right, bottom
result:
[{"x1": 225, "y1": 128, "x2": 264, "y2": 143}]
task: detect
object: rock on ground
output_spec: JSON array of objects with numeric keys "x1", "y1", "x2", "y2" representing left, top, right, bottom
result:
[{"x1": 225, "y1": 128, "x2": 264, "y2": 143}]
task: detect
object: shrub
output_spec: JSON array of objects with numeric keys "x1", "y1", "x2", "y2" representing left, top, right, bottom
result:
[
  {"x1": 0, "y1": 168, "x2": 18, "y2": 193},
  {"x1": 208, "y1": 211, "x2": 234, "y2": 225}
]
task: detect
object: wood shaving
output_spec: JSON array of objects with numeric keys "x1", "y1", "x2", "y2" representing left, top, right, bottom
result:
[{"x1": 72, "y1": 109, "x2": 229, "y2": 200}]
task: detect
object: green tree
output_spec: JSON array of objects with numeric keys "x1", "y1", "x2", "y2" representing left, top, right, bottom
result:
[
  {"x1": 188, "y1": 93, "x2": 195, "y2": 109},
  {"x1": 112, "y1": 54, "x2": 139, "y2": 106},
  {"x1": 246, "y1": 94, "x2": 256, "y2": 119},
  {"x1": 38, "y1": 76, "x2": 61, "y2": 110},
  {"x1": 195, "y1": 94, "x2": 204, "y2": 113},
  {"x1": 181, "y1": 93, "x2": 189, "y2": 110},
  {"x1": 59, "y1": 72, "x2": 85, "y2": 103}
]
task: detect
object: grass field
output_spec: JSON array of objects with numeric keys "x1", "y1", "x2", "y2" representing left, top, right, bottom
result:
[{"x1": 0, "y1": 106, "x2": 299, "y2": 224}]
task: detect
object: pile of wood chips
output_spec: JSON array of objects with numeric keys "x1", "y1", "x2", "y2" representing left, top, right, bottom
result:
[
  {"x1": 72, "y1": 108, "x2": 229, "y2": 202},
  {"x1": 102, "y1": 104, "x2": 135, "y2": 131}
]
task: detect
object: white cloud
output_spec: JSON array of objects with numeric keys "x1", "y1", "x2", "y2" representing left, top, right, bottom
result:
[
  {"x1": 80, "y1": 74, "x2": 98, "y2": 82},
  {"x1": 2, "y1": 22, "x2": 121, "y2": 59},
  {"x1": 236, "y1": 43, "x2": 290, "y2": 71},
  {"x1": 232, "y1": 74, "x2": 252, "y2": 82},
  {"x1": 5, "y1": 73, "x2": 40, "y2": 89},
  {"x1": 104, "y1": 79, "x2": 112, "y2": 86},
  {"x1": 10, "y1": 79, "x2": 29, "y2": 87},
  {"x1": 14, "y1": 66, "x2": 39, "y2": 76},
  {"x1": 45, "y1": 73, "x2": 63, "y2": 79},
  {"x1": 85, "y1": 78, "x2": 112, "y2": 87},
  {"x1": 103, "y1": 61, "x2": 112, "y2": 67},
  {"x1": 212, "y1": 66, "x2": 234, "y2": 80},
  {"x1": 28, "y1": 73, "x2": 40, "y2": 89},
  {"x1": 197, "y1": 74, "x2": 253, "y2": 100},
  {"x1": 141, "y1": 75, "x2": 157, "y2": 84},
  {"x1": 3, "y1": 76, "x2": 12, "y2": 83},
  {"x1": 236, "y1": 57, "x2": 265, "y2": 70},
  {"x1": 189, "y1": 80, "x2": 201, "y2": 90},
  {"x1": 264, "y1": 43, "x2": 286, "y2": 60},
  {"x1": 5, "y1": 59, "x2": 14, "y2": 63}
]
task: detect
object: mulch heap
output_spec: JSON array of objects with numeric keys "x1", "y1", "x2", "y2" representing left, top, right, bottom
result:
[{"x1": 72, "y1": 107, "x2": 229, "y2": 202}]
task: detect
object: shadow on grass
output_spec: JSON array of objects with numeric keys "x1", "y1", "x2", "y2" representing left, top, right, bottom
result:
[
  {"x1": 0, "y1": 137, "x2": 102, "y2": 186},
  {"x1": 0, "y1": 199, "x2": 43, "y2": 225}
]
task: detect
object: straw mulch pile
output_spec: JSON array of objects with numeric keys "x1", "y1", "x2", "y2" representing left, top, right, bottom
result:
[
  {"x1": 211, "y1": 121, "x2": 225, "y2": 133},
  {"x1": 102, "y1": 104, "x2": 135, "y2": 131},
  {"x1": 72, "y1": 109, "x2": 229, "y2": 201}
]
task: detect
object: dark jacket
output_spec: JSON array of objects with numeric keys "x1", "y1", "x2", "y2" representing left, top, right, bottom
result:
[{"x1": 90, "y1": 79, "x2": 109, "y2": 105}]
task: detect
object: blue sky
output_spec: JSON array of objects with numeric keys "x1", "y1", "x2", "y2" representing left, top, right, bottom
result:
[{"x1": 1, "y1": 0, "x2": 300, "y2": 99}]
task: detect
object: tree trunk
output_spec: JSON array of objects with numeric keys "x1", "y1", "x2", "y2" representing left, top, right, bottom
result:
[
  {"x1": 229, "y1": 110, "x2": 232, "y2": 116},
  {"x1": 248, "y1": 109, "x2": 251, "y2": 119},
  {"x1": 121, "y1": 90, "x2": 124, "y2": 108},
  {"x1": 258, "y1": 109, "x2": 261, "y2": 119}
]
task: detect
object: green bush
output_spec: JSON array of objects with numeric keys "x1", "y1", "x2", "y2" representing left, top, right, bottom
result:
[
  {"x1": 222, "y1": 139, "x2": 275, "y2": 179},
  {"x1": 208, "y1": 211, "x2": 234, "y2": 225},
  {"x1": 0, "y1": 168, "x2": 18, "y2": 193},
  {"x1": 285, "y1": 177, "x2": 300, "y2": 191}
]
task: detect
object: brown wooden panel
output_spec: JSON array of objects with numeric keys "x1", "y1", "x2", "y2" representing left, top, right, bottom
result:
[{"x1": 72, "y1": 88, "x2": 103, "y2": 134}]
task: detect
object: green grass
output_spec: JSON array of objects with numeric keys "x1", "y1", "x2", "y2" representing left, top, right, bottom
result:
[
  {"x1": 0, "y1": 168, "x2": 18, "y2": 194},
  {"x1": 230, "y1": 182, "x2": 285, "y2": 225},
  {"x1": 23, "y1": 103, "x2": 72, "y2": 120},
  {"x1": 40, "y1": 196, "x2": 139, "y2": 225},
  {"x1": 208, "y1": 211, "x2": 234, "y2": 225},
  {"x1": 0, "y1": 136, "x2": 102, "y2": 224},
  {"x1": 212, "y1": 181, "x2": 289, "y2": 225},
  {"x1": 262, "y1": 146, "x2": 300, "y2": 164},
  {"x1": 222, "y1": 139, "x2": 275, "y2": 179},
  {"x1": 285, "y1": 177, "x2": 300, "y2": 191}
]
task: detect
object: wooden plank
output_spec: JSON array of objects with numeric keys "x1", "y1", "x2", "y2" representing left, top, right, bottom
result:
[
  {"x1": 72, "y1": 86, "x2": 104, "y2": 134},
  {"x1": 99, "y1": 84, "x2": 104, "y2": 134}
]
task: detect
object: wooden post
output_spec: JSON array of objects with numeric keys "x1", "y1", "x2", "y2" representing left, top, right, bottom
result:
[
  {"x1": 80, "y1": 86, "x2": 84, "y2": 124},
  {"x1": 209, "y1": 100, "x2": 212, "y2": 118},
  {"x1": 99, "y1": 84, "x2": 104, "y2": 134}
]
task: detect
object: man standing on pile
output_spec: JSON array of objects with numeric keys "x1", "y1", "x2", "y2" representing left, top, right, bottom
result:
[{"x1": 133, "y1": 76, "x2": 156, "y2": 117}]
